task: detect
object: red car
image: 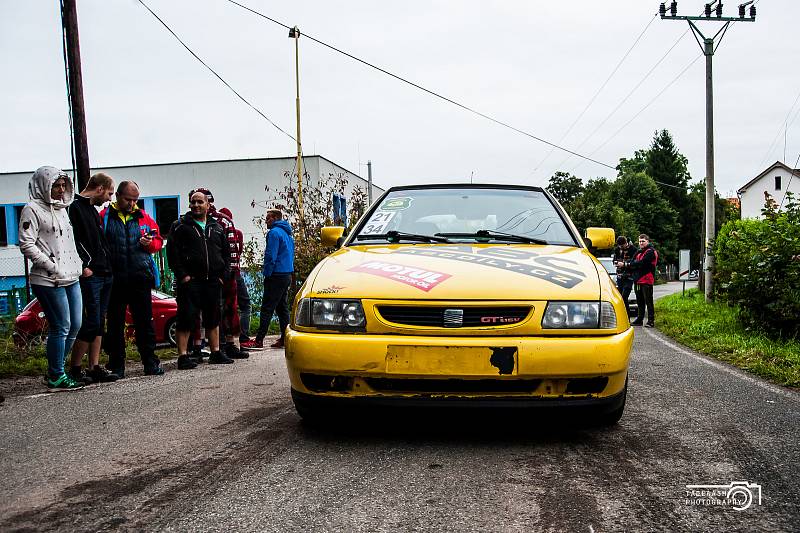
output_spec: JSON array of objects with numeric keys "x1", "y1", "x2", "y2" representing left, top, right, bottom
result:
[{"x1": 13, "y1": 290, "x2": 179, "y2": 347}]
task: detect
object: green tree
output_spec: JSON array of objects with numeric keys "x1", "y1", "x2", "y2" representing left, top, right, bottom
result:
[
  {"x1": 616, "y1": 149, "x2": 648, "y2": 176},
  {"x1": 546, "y1": 171, "x2": 584, "y2": 211}
]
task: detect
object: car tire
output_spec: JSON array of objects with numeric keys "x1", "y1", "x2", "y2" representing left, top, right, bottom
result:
[
  {"x1": 596, "y1": 376, "x2": 627, "y2": 427},
  {"x1": 165, "y1": 318, "x2": 178, "y2": 347}
]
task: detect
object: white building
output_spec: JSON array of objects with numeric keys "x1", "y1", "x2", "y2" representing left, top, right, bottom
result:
[
  {"x1": 737, "y1": 161, "x2": 800, "y2": 219},
  {"x1": 0, "y1": 155, "x2": 383, "y2": 291}
]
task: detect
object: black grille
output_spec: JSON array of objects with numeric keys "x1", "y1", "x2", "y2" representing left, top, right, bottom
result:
[
  {"x1": 365, "y1": 377, "x2": 542, "y2": 394},
  {"x1": 377, "y1": 306, "x2": 531, "y2": 328}
]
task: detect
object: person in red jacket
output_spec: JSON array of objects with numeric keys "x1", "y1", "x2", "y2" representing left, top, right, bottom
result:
[{"x1": 622, "y1": 234, "x2": 658, "y2": 328}]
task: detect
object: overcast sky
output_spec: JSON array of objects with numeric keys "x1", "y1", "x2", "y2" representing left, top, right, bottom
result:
[{"x1": 1, "y1": 0, "x2": 798, "y2": 197}]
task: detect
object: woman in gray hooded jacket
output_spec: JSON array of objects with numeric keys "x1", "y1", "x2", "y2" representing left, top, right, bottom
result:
[{"x1": 18, "y1": 166, "x2": 84, "y2": 389}]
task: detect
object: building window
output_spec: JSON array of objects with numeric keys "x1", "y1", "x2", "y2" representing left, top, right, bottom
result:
[
  {"x1": 154, "y1": 197, "x2": 179, "y2": 236},
  {"x1": 0, "y1": 206, "x2": 7, "y2": 246},
  {"x1": 775, "y1": 175, "x2": 782, "y2": 190}
]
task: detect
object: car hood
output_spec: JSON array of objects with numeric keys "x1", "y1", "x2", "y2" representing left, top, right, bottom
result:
[{"x1": 307, "y1": 243, "x2": 602, "y2": 300}]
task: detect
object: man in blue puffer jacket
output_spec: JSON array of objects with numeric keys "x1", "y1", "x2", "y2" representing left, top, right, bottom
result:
[{"x1": 242, "y1": 209, "x2": 294, "y2": 349}]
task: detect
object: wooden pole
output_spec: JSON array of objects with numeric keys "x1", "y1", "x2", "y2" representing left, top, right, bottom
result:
[{"x1": 61, "y1": 0, "x2": 90, "y2": 191}]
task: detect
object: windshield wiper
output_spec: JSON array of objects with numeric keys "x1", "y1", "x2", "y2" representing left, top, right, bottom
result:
[
  {"x1": 354, "y1": 230, "x2": 450, "y2": 243},
  {"x1": 436, "y1": 229, "x2": 548, "y2": 244}
]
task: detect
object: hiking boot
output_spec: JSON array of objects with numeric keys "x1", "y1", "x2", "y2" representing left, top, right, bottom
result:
[
  {"x1": 177, "y1": 355, "x2": 198, "y2": 370},
  {"x1": 88, "y1": 365, "x2": 119, "y2": 383},
  {"x1": 240, "y1": 338, "x2": 263, "y2": 350},
  {"x1": 68, "y1": 366, "x2": 94, "y2": 385},
  {"x1": 47, "y1": 373, "x2": 85, "y2": 390},
  {"x1": 208, "y1": 351, "x2": 234, "y2": 364},
  {"x1": 270, "y1": 338, "x2": 285, "y2": 349},
  {"x1": 225, "y1": 343, "x2": 249, "y2": 359},
  {"x1": 630, "y1": 320, "x2": 643, "y2": 327},
  {"x1": 144, "y1": 366, "x2": 165, "y2": 376}
]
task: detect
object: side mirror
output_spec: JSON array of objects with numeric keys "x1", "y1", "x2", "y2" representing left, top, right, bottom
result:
[
  {"x1": 321, "y1": 226, "x2": 345, "y2": 248},
  {"x1": 584, "y1": 227, "x2": 615, "y2": 251}
]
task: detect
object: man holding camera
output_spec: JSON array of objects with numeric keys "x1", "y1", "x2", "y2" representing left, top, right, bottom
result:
[{"x1": 101, "y1": 181, "x2": 165, "y2": 377}]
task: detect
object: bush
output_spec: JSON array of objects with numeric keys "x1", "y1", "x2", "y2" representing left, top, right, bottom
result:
[{"x1": 714, "y1": 192, "x2": 800, "y2": 338}]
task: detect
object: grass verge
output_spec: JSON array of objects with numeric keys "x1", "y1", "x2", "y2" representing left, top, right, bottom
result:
[{"x1": 655, "y1": 289, "x2": 800, "y2": 389}]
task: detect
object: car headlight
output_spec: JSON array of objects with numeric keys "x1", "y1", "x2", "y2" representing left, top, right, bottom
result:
[
  {"x1": 542, "y1": 301, "x2": 617, "y2": 329},
  {"x1": 295, "y1": 298, "x2": 366, "y2": 330}
]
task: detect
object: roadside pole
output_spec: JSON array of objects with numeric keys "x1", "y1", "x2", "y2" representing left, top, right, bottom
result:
[{"x1": 61, "y1": 0, "x2": 91, "y2": 191}]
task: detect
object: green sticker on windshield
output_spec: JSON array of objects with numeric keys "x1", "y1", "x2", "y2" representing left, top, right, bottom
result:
[{"x1": 381, "y1": 197, "x2": 413, "y2": 211}]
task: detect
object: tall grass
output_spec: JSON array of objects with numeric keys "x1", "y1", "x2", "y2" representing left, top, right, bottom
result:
[{"x1": 656, "y1": 289, "x2": 800, "y2": 388}]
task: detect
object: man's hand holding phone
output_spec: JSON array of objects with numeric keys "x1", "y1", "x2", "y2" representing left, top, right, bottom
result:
[{"x1": 139, "y1": 229, "x2": 156, "y2": 247}]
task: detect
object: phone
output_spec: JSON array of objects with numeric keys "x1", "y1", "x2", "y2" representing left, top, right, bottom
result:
[{"x1": 148, "y1": 229, "x2": 157, "y2": 236}]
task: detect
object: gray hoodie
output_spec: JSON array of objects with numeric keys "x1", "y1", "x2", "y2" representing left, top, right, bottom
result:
[{"x1": 18, "y1": 166, "x2": 82, "y2": 287}]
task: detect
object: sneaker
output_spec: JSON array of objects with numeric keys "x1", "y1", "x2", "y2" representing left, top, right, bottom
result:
[
  {"x1": 208, "y1": 351, "x2": 234, "y2": 364},
  {"x1": 225, "y1": 343, "x2": 249, "y2": 359},
  {"x1": 106, "y1": 365, "x2": 125, "y2": 379},
  {"x1": 191, "y1": 346, "x2": 204, "y2": 363},
  {"x1": 240, "y1": 338, "x2": 263, "y2": 350},
  {"x1": 630, "y1": 320, "x2": 643, "y2": 327},
  {"x1": 88, "y1": 366, "x2": 119, "y2": 383},
  {"x1": 47, "y1": 373, "x2": 85, "y2": 390},
  {"x1": 68, "y1": 366, "x2": 94, "y2": 385},
  {"x1": 270, "y1": 338, "x2": 285, "y2": 349},
  {"x1": 645, "y1": 322, "x2": 655, "y2": 328},
  {"x1": 144, "y1": 366, "x2": 165, "y2": 376},
  {"x1": 177, "y1": 355, "x2": 198, "y2": 370}
]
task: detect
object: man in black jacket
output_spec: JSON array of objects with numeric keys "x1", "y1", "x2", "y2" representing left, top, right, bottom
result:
[
  {"x1": 67, "y1": 172, "x2": 119, "y2": 384},
  {"x1": 166, "y1": 190, "x2": 233, "y2": 369},
  {"x1": 612, "y1": 236, "x2": 637, "y2": 317}
]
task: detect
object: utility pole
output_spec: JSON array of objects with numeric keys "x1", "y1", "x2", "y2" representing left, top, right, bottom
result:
[
  {"x1": 288, "y1": 26, "x2": 304, "y2": 225},
  {"x1": 61, "y1": 0, "x2": 91, "y2": 191},
  {"x1": 659, "y1": 1, "x2": 756, "y2": 301},
  {"x1": 367, "y1": 160, "x2": 373, "y2": 205}
]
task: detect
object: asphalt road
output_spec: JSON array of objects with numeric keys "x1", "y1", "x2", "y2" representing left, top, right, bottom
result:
[{"x1": 1, "y1": 281, "x2": 798, "y2": 532}]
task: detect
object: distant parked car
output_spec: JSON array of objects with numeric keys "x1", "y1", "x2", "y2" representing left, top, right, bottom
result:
[
  {"x1": 598, "y1": 257, "x2": 638, "y2": 316},
  {"x1": 13, "y1": 289, "x2": 179, "y2": 347}
]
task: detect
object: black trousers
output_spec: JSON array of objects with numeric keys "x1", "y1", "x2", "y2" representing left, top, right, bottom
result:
[
  {"x1": 236, "y1": 272, "x2": 251, "y2": 341},
  {"x1": 256, "y1": 273, "x2": 292, "y2": 341},
  {"x1": 616, "y1": 276, "x2": 634, "y2": 316},
  {"x1": 634, "y1": 283, "x2": 655, "y2": 324},
  {"x1": 105, "y1": 279, "x2": 160, "y2": 372}
]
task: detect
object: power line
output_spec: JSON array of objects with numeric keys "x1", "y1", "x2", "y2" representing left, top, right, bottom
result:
[
  {"x1": 532, "y1": 13, "x2": 659, "y2": 173},
  {"x1": 223, "y1": 0, "x2": 617, "y2": 171},
  {"x1": 567, "y1": 53, "x2": 703, "y2": 186},
  {"x1": 547, "y1": 27, "x2": 690, "y2": 177},
  {"x1": 136, "y1": 0, "x2": 295, "y2": 142}
]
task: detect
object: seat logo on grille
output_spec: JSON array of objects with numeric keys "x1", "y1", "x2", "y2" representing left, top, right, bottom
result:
[{"x1": 443, "y1": 308, "x2": 464, "y2": 327}]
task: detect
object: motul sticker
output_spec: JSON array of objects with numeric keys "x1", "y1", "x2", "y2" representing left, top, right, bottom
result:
[{"x1": 349, "y1": 261, "x2": 451, "y2": 291}]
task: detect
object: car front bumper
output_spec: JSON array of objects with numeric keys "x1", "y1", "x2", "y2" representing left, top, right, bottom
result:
[{"x1": 285, "y1": 328, "x2": 633, "y2": 403}]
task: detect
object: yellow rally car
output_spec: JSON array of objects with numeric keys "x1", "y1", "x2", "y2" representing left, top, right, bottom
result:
[{"x1": 285, "y1": 184, "x2": 633, "y2": 424}]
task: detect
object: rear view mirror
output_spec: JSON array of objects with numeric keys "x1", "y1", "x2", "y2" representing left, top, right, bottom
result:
[
  {"x1": 584, "y1": 227, "x2": 615, "y2": 251},
  {"x1": 321, "y1": 226, "x2": 345, "y2": 248}
]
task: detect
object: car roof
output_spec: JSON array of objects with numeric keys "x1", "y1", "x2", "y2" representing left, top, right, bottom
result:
[{"x1": 385, "y1": 183, "x2": 547, "y2": 193}]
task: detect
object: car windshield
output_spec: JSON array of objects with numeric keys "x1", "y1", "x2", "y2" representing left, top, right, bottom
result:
[{"x1": 352, "y1": 187, "x2": 577, "y2": 246}]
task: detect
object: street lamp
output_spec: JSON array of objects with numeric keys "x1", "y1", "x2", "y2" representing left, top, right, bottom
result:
[
  {"x1": 289, "y1": 25, "x2": 304, "y2": 224},
  {"x1": 658, "y1": 1, "x2": 756, "y2": 301}
]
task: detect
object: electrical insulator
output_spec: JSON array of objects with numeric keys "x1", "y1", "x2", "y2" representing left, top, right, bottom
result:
[
  {"x1": 750, "y1": 5, "x2": 756, "y2": 18},
  {"x1": 705, "y1": 4, "x2": 711, "y2": 16},
  {"x1": 716, "y1": 3, "x2": 723, "y2": 17},
  {"x1": 670, "y1": 1, "x2": 677, "y2": 16},
  {"x1": 660, "y1": 3, "x2": 666, "y2": 16},
  {"x1": 739, "y1": 5, "x2": 745, "y2": 18}
]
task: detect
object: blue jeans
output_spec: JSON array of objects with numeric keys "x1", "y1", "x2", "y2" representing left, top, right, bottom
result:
[
  {"x1": 76, "y1": 274, "x2": 113, "y2": 342},
  {"x1": 32, "y1": 282, "x2": 83, "y2": 377}
]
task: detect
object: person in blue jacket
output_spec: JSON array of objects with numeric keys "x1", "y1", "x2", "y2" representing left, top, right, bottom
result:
[{"x1": 242, "y1": 209, "x2": 295, "y2": 349}]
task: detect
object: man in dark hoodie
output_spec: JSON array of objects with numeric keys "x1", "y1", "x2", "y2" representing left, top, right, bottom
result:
[
  {"x1": 241, "y1": 209, "x2": 294, "y2": 349},
  {"x1": 67, "y1": 172, "x2": 119, "y2": 384},
  {"x1": 166, "y1": 190, "x2": 233, "y2": 368},
  {"x1": 622, "y1": 234, "x2": 659, "y2": 328}
]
